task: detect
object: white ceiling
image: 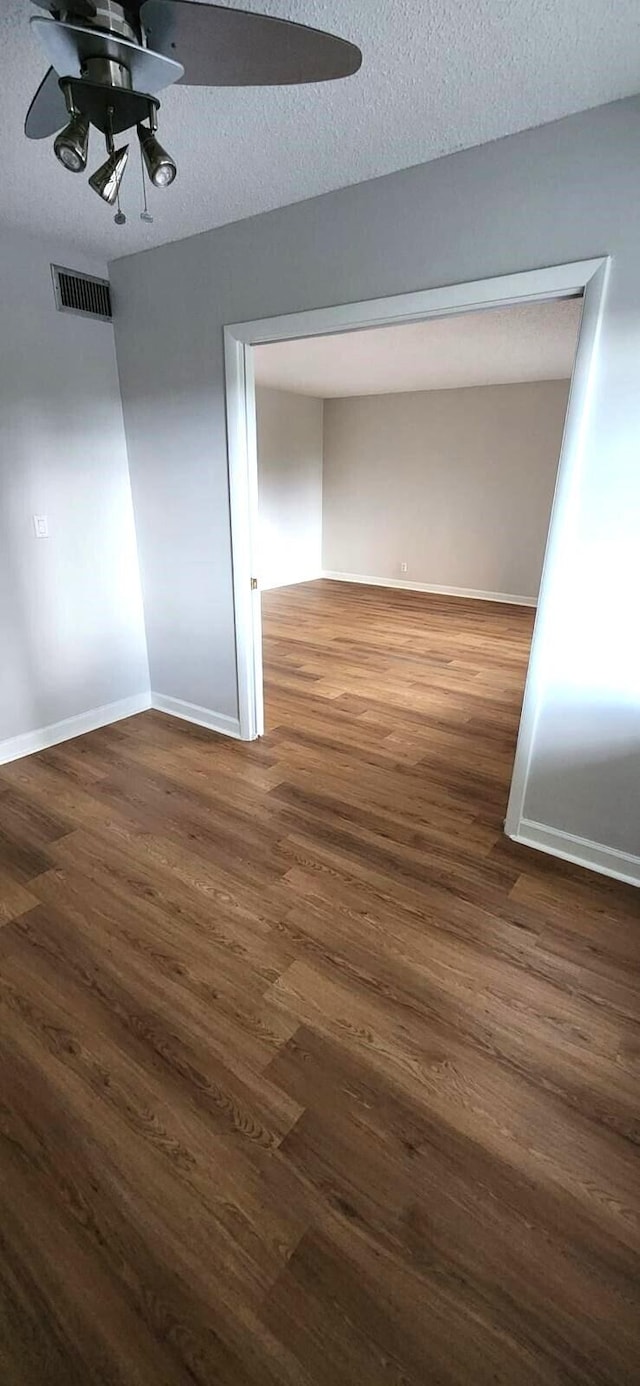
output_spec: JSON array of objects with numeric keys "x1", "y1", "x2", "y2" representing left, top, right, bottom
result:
[
  {"x1": 253, "y1": 298, "x2": 583, "y2": 397},
  {"x1": 2, "y1": 2, "x2": 640, "y2": 262}
]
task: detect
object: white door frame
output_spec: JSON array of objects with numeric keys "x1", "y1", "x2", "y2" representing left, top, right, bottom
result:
[{"x1": 224, "y1": 257, "x2": 609, "y2": 836}]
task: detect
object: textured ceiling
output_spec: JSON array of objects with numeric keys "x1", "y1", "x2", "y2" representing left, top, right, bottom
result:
[
  {"x1": 2, "y1": 1, "x2": 640, "y2": 261},
  {"x1": 253, "y1": 299, "x2": 583, "y2": 397}
]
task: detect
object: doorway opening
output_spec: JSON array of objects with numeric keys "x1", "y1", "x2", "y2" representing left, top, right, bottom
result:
[{"x1": 224, "y1": 260, "x2": 608, "y2": 865}]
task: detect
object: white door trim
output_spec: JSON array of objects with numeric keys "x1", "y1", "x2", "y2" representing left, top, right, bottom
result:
[{"x1": 223, "y1": 258, "x2": 610, "y2": 856}]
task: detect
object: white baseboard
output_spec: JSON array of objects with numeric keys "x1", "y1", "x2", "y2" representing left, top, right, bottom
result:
[
  {"x1": 321, "y1": 570, "x2": 537, "y2": 607},
  {"x1": 0, "y1": 690, "x2": 242, "y2": 768},
  {"x1": 508, "y1": 818, "x2": 640, "y2": 888},
  {"x1": 261, "y1": 572, "x2": 324, "y2": 592},
  {"x1": 151, "y1": 692, "x2": 241, "y2": 739},
  {"x1": 0, "y1": 692, "x2": 152, "y2": 767}
]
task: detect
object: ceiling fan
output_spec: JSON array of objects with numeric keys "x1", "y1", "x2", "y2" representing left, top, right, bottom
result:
[{"x1": 25, "y1": 1, "x2": 362, "y2": 223}]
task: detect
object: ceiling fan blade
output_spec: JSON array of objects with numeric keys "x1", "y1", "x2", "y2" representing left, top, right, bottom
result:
[
  {"x1": 25, "y1": 66, "x2": 68, "y2": 139},
  {"x1": 139, "y1": 0, "x2": 362, "y2": 86}
]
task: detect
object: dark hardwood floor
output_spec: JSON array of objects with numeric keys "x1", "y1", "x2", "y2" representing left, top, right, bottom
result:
[{"x1": 0, "y1": 578, "x2": 639, "y2": 1385}]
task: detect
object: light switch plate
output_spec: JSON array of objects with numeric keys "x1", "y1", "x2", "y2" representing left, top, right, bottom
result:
[{"x1": 33, "y1": 515, "x2": 49, "y2": 538}]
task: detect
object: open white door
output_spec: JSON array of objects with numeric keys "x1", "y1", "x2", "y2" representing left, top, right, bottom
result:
[{"x1": 225, "y1": 333, "x2": 264, "y2": 738}]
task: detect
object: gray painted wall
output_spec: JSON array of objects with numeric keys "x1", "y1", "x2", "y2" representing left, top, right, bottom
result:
[
  {"x1": 322, "y1": 381, "x2": 570, "y2": 601},
  {"x1": 1, "y1": 231, "x2": 149, "y2": 746},
  {"x1": 111, "y1": 96, "x2": 640, "y2": 858},
  {"x1": 256, "y1": 387, "x2": 323, "y2": 590}
]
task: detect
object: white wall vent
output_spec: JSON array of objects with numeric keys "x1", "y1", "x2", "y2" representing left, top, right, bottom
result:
[{"x1": 51, "y1": 264, "x2": 112, "y2": 322}]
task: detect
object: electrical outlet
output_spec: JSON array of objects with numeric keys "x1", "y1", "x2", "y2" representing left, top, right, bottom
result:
[
  {"x1": 400, "y1": 561, "x2": 408, "y2": 574},
  {"x1": 33, "y1": 515, "x2": 49, "y2": 538}
]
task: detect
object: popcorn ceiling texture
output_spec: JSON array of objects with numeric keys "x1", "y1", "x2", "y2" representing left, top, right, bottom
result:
[
  {"x1": 2, "y1": 0, "x2": 640, "y2": 259},
  {"x1": 253, "y1": 299, "x2": 583, "y2": 397}
]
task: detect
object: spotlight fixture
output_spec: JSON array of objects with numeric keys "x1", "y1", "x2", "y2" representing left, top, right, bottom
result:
[
  {"x1": 53, "y1": 111, "x2": 90, "y2": 173},
  {"x1": 24, "y1": 0, "x2": 361, "y2": 228},
  {"x1": 137, "y1": 123, "x2": 177, "y2": 188},
  {"x1": 89, "y1": 145, "x2": 130, "y2": 205}
]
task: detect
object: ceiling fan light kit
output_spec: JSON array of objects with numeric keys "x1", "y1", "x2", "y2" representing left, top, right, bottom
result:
[{"x1": 25, "y1": 1, "x2": 362, "y2": 228}]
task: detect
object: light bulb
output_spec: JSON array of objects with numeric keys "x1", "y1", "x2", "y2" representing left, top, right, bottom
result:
[
  {"x1": 137, "y1": 125, "x2": 177, "y2": 188},
  {"x1": 54, "y1": 112, "x2": 90, "y2": 173}
]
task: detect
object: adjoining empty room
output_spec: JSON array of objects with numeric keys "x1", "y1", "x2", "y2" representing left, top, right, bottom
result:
[{"x1": 253, "y1": 299, "x2": 582, "y2": 824}]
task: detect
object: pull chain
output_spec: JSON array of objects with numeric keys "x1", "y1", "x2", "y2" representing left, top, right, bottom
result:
[
  {"x1": 114, "y1": 183, "x2": 126, "y2": 226},
  {"x1": 140, "y1": 138, "x2": 153, "y2": 224},
  {"x1": 107, "y1": 106, "x2": 126, "y2": 225}
]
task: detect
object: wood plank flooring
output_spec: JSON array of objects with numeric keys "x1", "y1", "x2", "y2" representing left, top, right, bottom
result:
[{"x1": 0, "y1": 578, "x2": 639, "y2": 1385}]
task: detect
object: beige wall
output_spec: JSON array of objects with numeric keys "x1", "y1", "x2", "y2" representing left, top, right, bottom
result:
[
  {"x1": 256, "y1": 386, "x2": 324, "y2": 590},
  {"x1": 322, "y1": 380, "x2": 570, "y2": 602}
]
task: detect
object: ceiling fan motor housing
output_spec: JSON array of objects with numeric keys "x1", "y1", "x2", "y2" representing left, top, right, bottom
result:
[{"x1": 56, "y1": 2, "x2": 140, "y2": 44}]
